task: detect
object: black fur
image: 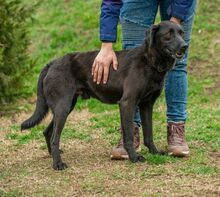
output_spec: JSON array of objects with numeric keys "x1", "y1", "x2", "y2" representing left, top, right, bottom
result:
[
  {"x1": 21, "y1": 21, "x2": 187, "y2": 170},
  {"x1": 21, "y1": 65, "x2": 50, "y2": 130}
]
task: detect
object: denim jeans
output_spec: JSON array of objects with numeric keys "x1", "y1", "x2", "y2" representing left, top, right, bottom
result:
[{"x1": 120, "y1": 0, "x2": 196, "y2": 125}]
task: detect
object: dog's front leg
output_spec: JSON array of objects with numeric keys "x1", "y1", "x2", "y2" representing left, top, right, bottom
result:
[
  {"x1": 119, "y1": 99, "x2": 145, "y2": 163},
  {"x1": 139, "y1": 102, "x2": 159, "y2": 154}
]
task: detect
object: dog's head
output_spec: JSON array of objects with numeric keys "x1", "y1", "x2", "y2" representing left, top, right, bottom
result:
[{"x1": 146, "y1": 21, "x2": 188, "y2": 60}]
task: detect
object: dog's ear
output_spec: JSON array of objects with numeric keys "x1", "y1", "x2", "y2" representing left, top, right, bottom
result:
[{"x1": 145, "y1": 24, "x2": 160, "y2": 48}]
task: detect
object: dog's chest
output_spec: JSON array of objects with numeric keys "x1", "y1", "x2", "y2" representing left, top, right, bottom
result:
[{"x1": 141, "y1": 80, "x2": 163, "y2": 101}]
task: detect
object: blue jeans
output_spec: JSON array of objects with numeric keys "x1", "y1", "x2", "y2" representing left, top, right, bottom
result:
[{"x1": 120, "y1": 0, "x2": 196, "y2": 125}]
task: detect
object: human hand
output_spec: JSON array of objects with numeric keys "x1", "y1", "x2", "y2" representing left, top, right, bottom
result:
[
  {"x1": 170, "y1": 17, "x2": 181, "y2": 25},
  {"x1": 92, "y1": 42, "x2": 118, "y2": 84}
]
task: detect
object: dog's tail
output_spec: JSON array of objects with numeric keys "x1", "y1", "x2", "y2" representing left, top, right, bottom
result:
[{"x1": 21, "y1": 64, "x2": 50, "y2": 130}]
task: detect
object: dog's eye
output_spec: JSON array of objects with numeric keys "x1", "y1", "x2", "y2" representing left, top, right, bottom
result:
[{"x1": 164, "y1": 32, "x2": 171, "y2": 40}]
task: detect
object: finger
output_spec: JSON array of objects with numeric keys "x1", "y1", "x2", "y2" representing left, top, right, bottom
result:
[
  {"x1": 93, "y1": 62, "x2": 100, "y2": 82},
  {"x1": 96, "y1": 64, "x2": 104, "y2": 84},
  {"x1": 112, "y1": 53, "x2": 118, "y2": 70},
  {"x1": 92, "y1": 60, "x2": 96, "y2": 76},
  {"x1": 103, "y1": 65, "x2": 110, "y2": 84}
]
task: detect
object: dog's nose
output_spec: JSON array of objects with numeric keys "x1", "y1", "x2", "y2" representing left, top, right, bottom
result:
[{"x1": 180, "y1": 43, "x2": 188, "y2": 53}]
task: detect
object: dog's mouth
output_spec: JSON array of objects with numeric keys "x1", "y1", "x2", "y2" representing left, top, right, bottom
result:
[
  {"x1": 165, "y1": 48, "x2": 176, "y2": 59},
  {"x1": 165, "y1": 48, "x2": 184, "y2": 59},
  {"x1": 175, "y1": 52, "x2": 184, "y2": 59}
]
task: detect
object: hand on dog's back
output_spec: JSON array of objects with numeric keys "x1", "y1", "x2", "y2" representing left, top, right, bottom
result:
[{"x1": 92, "y1": 42, "x2": 118, "y2": 85}]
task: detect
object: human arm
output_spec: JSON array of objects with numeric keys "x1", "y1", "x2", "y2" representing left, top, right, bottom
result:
[
  {"x1": 168, "y1": 0, "x2": 194, "y2": 22},
  {"x1": 92, "y1": 0, "x2": 122, "y2": 84},
  {"x1": 100, "y1": 0, "x2": 122, "y2": 42}
]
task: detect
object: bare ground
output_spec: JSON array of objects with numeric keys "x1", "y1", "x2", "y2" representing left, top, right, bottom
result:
[
  {"x1": 189, "y1": 33, "x2": 220, "y2": 93},
  {"x1": 0, "y1": 108, "x2": 220, "y2": 196}
]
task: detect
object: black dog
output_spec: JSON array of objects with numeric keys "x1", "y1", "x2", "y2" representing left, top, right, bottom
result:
[{"x1": 21, "y1": 21, "x2": 187, "y2": 170}]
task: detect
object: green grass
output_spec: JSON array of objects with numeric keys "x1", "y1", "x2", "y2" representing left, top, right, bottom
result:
[
  {"x1": 0, "y1": 0, "x2": 220, "y2": 196},
  {"x1": 0, "y1": 190, "x2": 23, "y2": 197},
  {"x1": 5, "y1": 124, "x2": 92, "y2": 145},
  {"x1": 181, "y1": 164, "x2": 219, "y2": 175},
  {"x1": 5, "y1": 124, "x2": 44, "y2": 145},
  {"x1": 62, "y1": 127, "x2": 92, "y2": 142}
]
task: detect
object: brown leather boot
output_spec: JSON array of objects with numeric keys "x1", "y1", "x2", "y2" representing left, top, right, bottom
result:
[
  {"x1": 167, "y1": 122, "x2": 189, "y2": 157},
  {"x1": 110, "y1": 123, "x2": 140, "y2": 160}
]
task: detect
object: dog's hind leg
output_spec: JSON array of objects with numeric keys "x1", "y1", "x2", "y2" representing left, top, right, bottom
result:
[
  {"x1": 139, "y1": 97, "x2": 166, "y2": 155},
  {"x1": 50, "y1": 95, "x2": 77, "y2": 170},
  {"x1": 43, "y1": 119, "x2": 54, "y2": 154},
  {"x1": 43, "y1": 98, "x2": 77, "y2": 155},
  {"x1": 139, "y1": 102, "x2": 159, "y2": 154}
]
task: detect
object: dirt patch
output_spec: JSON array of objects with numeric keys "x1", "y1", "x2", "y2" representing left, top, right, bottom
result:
[
  {"x1": 209, "y1": 151, "x2": 220, "y2": 166},
  {"x1": 189, "y1": 33, "x2": 220, "y2": 93},
  {"x1": 1, "y1": 106, "x2": 220, "y2": 196},
  {"x1": 206, "y1": 80, "x2": 220, "y2": 94},
  {"x1": 1, "y1": 136, "x2": 220, "y2": 196}
]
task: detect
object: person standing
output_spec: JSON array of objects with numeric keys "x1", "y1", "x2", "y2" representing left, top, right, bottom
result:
[{"x1": 92, "y1": 0, "x2": 197, "y2": 159}]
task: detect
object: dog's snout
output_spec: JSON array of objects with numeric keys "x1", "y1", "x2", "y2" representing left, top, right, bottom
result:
[
  {"x1": 175, "y1": 42, "x2": 188, "y2": 59},
  {"x1": 180, "y1": 43, "x2": 188, "y2": 53}
]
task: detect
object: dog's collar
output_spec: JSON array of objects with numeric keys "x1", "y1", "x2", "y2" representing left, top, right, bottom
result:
[
  {"x1": 143, "y1": 49, "x2": 175, "y2": 73},
  {"x1": 154, "y1": 55, "x2": 176, "y2": 73},
  {"x1": 152, "y1": 65, "x2": 169, "y2": 73},
  {"x1": 151, "y1": 60, "x2": 174, "y2": 73}
]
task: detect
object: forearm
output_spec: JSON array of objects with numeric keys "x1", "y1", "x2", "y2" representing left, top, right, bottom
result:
[
  {"x1": 168, "y1": 0, "x2": 194, "y2": 21},
  {"x1": 100, "y1": 0, "x2": 123, "y2": 42}
]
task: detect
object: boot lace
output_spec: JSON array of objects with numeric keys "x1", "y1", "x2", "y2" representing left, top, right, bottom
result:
[{"x1": 168, "y1": 123, "x2": 185, "y2": 145}]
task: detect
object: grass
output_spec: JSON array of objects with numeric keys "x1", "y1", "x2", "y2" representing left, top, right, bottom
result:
[{"x1": 0, "y1": 0, "x2": 220, "y2": 196}]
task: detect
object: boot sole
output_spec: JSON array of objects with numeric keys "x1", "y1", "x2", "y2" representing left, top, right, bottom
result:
[
  {"x1": 168, "y1": 150, "x2": 190, "y2": 157},
  {"x1": 110, "y1": 147, "x2": 141, "y2": 160},
  {"x1": 110, "y1": 154, "x2": 129, "y2": 160}
]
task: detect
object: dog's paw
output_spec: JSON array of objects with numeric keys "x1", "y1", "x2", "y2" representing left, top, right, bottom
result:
[
  {"x1": 158, "y1": 149, "x2": 166, "y2": 155},
  {"x1": 148, "y1": 146, "x2": 160, "y2": 154},
  {"x1": 130, "y1": 154, "x2": 146, "y2": 163},
  {"x1": 53, "y1": 162, "x2": 68, "y2": 170},
  {"x1": 137, "y1": 155, "x2": 146, "y2": 162},
  {"x1": 149, "y1": 148, "x2": 166, "y2": 155}
]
